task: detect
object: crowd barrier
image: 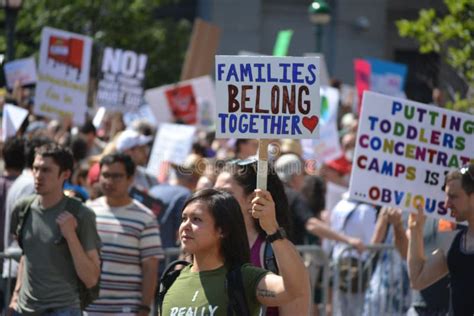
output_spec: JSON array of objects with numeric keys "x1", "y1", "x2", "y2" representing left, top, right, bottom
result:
[
  {"x1": 331, "y1": 244, "x2": 410, "y2": 316},
  {"x1": 0, "y1": 244, "x2": 408, "y2": 316}
]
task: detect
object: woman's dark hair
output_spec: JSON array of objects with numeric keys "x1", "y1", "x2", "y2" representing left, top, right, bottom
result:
[
  {"x1": 182, "y1": 189, "x2": 250, "y2": 268},
  {"x1": 222, "y1": 160, "x2": 293, "y2": 239},
  {"x1": 301, "y1": 175, "x2": 327, "y2": 218}
]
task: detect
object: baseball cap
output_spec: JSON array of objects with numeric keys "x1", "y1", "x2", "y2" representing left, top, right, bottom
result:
[{"x1": 115, "y1": 130, "x2": 152, "y2": 152}]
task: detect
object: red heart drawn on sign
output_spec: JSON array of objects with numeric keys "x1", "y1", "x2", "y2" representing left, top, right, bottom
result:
[{"x1": 302, "y1": 116, "x2": 319, "y2": 133}]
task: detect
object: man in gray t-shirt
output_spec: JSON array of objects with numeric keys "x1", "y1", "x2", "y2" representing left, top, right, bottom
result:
[{"x1": 8, "y1": 144, "x2": 101, "y2": 315}]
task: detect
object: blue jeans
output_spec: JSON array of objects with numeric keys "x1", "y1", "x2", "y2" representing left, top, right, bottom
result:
[{"x1": 14, "y1": 307, "x2": 82, "y2": 316}]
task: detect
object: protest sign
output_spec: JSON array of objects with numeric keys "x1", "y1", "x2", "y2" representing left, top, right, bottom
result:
[
  {"x1": 1, "y1": 104, "x2": 29, "y2": 141},
  {"x1": 96, "y1": 47, "x2": 147, "y2": 112},
  {"x1": 4, "y1": 57, "x2": 37, "y2": 89},
  {"x1": 215, "y1": 56, "x2": 320, "y2": 139},
  {"x1": 349, "y1": 91, "x2": 474, "y2": 221},
  {"x1": 123, "y1": 104, "x2": 157, "y2": 128},
  {"x1": 273, "y1": 30, "x2": 293, "y2": 57},
  {"x1": 147, "y1": 123, "x2": 197, "y2": 177},
  {"x1": 181, "y1": 18, "x2": 220, "y2": 81},
  {"x1": 302, "y1": 86, "x2": 342, "y2": 164},
  {"x1": 34, "y1": 27, "x2": 92, "y2": 125},
  {"x1": 145, "y1": 75, "x2": 215, "y2": 128}
]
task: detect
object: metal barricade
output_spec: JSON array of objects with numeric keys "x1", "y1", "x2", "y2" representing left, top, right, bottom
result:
[{"x1": 331, "y1": 244, "x2": 411, "y2": 316}]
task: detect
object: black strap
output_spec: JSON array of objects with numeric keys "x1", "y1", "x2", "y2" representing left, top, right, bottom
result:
[
  {"x1": 263, "y1": 241, "x2": 279, "y2": 274},
  {"x1": 16, "y1": 195, "x2": 36, "y2": 250},
  {"x1": 157, "y1": 260, "x2": 191, "y2": 315},
  {"x1": 226, "y1": 266, "x2": 250, "y2": 316}
]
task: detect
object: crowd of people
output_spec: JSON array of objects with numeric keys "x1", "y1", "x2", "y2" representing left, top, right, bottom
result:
[{"x1": 0, "y1": 80, "x2": 472, "y2": 316}]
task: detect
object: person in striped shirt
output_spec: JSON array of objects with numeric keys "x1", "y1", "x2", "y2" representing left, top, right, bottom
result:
[{"x1": 85, "y1": 153, "x2": 164, "y2": 315}]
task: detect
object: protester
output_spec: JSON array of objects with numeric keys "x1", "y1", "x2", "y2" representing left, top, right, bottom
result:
[
  {"x1": 274, "y1": 153, "x2": 364, "y2": 250},
  {"x1": 0, "y1": 137, "x2": 25, "y2": 311},
  {"x1": 149, "y1": 153, "x2": 203, "y2": 249},
  {"x1": 3, "y1": 136, "x2": 53, "y2": 287},
  {"x1": 85, "y1": 153, "x2": 163, "y2": 315},
  {"x1": 329, "y1": 194, "x2": 377, "y2": 316},
  {"x1": 362, "y1": 207, "x2": 412, "y2": 315},
  {"x1": 215, "y1": 158, "x2": 310, "y2": 315},
  {"x1": 234, "y1": 139, "x2": 259, "y2": 159},
  {"x1": 115, "y1": 129, "x2": 157, "y2": 191},
  {"x1": 161, "y1": 188, "x2": 308, "y2": 315},
  {"x1": 8, "y1": 144, "x2": 101, "y2": 315},
  {"x1": 408, "y1": 164, "x2": 474, "y2": 315}
]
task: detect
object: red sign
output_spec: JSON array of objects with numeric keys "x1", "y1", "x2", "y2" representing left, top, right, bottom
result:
[{"x1": 165, "y1": 84, "x2": 197, "y2": 124}]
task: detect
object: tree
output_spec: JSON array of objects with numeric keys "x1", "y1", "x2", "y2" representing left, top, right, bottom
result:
[
  {"x1": 0, "y1": 0, "x2": 192, "y2": 89},
  {"x1": 396, "y1": 0, "x2": 473, "y2": 112}
]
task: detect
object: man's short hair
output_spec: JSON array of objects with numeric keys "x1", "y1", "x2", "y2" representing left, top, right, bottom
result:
[
  {"x1": 2, "y1": 137, "x2": 25, "y2": 171},
  {"x1": 35, "y1": 143, "x2": 74, "y2": 173},
  {"x1": 446, "y1": 164, "x2": 474, "y2": 195},
  {"x1": 100, "y1": 153, "x2": 136, "y2": 178},
  {"x1": 274, "y1": 153, "x2": 303, "y2": 184}
]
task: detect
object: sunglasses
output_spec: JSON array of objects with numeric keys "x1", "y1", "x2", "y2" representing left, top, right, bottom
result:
[{"x1": 460, "y1": 165, "x2": 474, "y2": 181}]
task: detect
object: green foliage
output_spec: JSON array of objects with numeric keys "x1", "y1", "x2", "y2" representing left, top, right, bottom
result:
[
  {"x1": 0, "y1": 0, "x2": 192, "y2": 89},
  {"x1": 396, "y1": 0, "x2": 474, "y2": 112}
]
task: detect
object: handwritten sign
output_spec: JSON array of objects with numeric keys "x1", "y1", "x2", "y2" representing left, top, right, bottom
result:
[
  {"x1": 96, "y1": 47, "x2": 147, "y2": 112},
  {"x1": 302, "y1": 86, "x2": 342, "y2": 164},
  {"x1": 215, "y1": 56, "x2": 320, "y2": 139},
  {"x1": 145, "y1": 76, "x2": 216, "y2": 128},
  {"x1": 349, "y1": 91, "x2": 474, "y2": 221},
  {"x1": 33, "y1": 27, "x2": 92, "y2": 125},
  {"x1": 147, "y1": 123, "x2": 197, "y2": 177},
  {"x1": 4, "y1": 57, "x2": 37, "y2": 88}
]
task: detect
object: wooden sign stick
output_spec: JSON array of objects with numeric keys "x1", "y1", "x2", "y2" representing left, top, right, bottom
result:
[{"x1": 256, "y1": 139, "x2": 269, "y2": 190}]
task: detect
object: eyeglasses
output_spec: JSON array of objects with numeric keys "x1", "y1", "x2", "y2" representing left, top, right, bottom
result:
[
  {"x1": 460, "y1": 165, "x2": 474, "y2": 181},
  {"x1": 230, "y1": 156, "x2": 258, "y2": 166},
  {"x1": 100, "y1": 172, "x2": 126, "y2": 180}
]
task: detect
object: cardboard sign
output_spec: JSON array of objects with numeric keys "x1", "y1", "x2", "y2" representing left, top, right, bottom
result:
[
  {"x1": 181, "y1": 18, "x2": 220, "y2": 81},
  {"x1": 34, "y1": 27, "x2": 92, "y2": 125},
  {"x1": 4, "y1": 57, "x2": 37, "y2": 88},
  {"x1": 145, "y1": 75, "x2": 216, "y2": 128},
  {"x1": 215, "y1": 56, "x2": 320, "y2": 139},
  {"x1": 96, "y1": 47, "x2": 147, "y2": 112},
  {"x1": 349, "y1": 91, "x2": 474, "y2": 221},
  {"x1": 1, "y1": 104, "x2": 29, "y2": 141},
  {"x1": 147, "y1": 123, "x2": 197, "y2": 177},
  {"x1": 302, "y1": 86, "x2": 342, "y2": 164}
]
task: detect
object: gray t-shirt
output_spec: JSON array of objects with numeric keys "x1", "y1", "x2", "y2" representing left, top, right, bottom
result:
[{"x1": 11, "y1": 195, "x2": 101, "y2": 314}]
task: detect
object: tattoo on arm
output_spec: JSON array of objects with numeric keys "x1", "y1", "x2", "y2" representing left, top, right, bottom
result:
[{"x1": 257, "y1": 288, "x2": 276, "y2": 298}]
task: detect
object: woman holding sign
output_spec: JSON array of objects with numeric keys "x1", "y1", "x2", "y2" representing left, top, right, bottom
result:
[
  {"x1": 214, "y1": 159, "x2": 311, "y2": 316},
  {"x1": 161, "y1": 189, "x2": 308, "y2": 315}
]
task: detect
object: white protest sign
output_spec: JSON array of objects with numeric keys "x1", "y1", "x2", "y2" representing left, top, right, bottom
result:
[
  {"x1": 1, "y1": 104, "x2": 29, "y2": 141},
  {"x1": 302, "y1": 86, "x2": 342, "y2": 164},
  {"x1": 145, "y1": 75, "x2": 215, "y2": 129},
  {"x1": 96, "y1": 47, "x2": 147, "y2": 112},
  {"x1": 215, "y1": 56, "x2": 320, "y2": 139},
  {"x1": 34, "y1": 27, "x2": 92, "y2": 125},
  {"x1": 147, "y1": 123, "x2": 197, "y2": 177},
  {"x1": 123, "y1": 104, "x2": 157, "y2": 128},
  {"x1": 4, "y1": 57, "x2": 37, "y2": 89},
  {"x1": 349, "y1": 91, "x2": 474, "y2": 221}
]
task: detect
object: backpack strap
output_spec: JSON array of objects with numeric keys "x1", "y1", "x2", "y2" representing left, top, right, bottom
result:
[
  {"x1": 65, "y1": 196, "x2": 84, "y2": 217},
  {"x1": 226, "y1": 265, "x2": 250, "y2": 316},
  {"x1": 263, "y1": 241, "x2": 279, "y2": 274},
  {"x1": 157, "y1": 260, "x2": 191, "y2": 315},
  {"x1": 16, "y1": 195, "x2": 37, "y2": 251}
]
